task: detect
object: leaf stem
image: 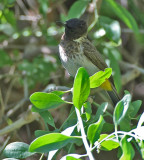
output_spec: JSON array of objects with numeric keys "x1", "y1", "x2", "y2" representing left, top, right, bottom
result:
[
  {"x1": 92, "y1": 130, "x2": 143, "y2": 151},
  {"x1": 75, "y1": 107, "x2": 95, "y2": 160}
]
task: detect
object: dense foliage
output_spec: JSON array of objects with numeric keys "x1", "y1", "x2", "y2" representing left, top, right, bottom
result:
[{"x1": 0, "y1": 0, "x2": 144, "y2": 159}]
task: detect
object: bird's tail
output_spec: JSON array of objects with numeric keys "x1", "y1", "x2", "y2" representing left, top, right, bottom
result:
[
  {"x1": 107, "y1": 85, "x2": 120, "y2": 106},
  {"x1": 100, "y1": 79, "x2": 120, "y2": 106}
]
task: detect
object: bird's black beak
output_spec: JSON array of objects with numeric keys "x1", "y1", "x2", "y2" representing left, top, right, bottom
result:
[{"x1": 56, "y1": 21, "x2": 66, "y2": 27}]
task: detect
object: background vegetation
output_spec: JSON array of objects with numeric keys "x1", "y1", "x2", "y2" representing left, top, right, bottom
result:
[{"x1": 0, "y1": 0, "x2": 144, "y2": 159}]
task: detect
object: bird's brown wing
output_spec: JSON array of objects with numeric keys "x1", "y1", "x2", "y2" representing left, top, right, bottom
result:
[
  {"x1": 82, "y1": 39, "x2": 108, "y2": 71},
  {"x1": 83, "y1": 38, "x2": 114, "y2": 83},
  {"x1": 83, "y1": 38, "x2": 120, "y2": 104}
]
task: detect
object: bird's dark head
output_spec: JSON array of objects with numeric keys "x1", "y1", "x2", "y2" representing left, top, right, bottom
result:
[{"x1": 64, "y1": 18, "x2": 87, "y2": 40}]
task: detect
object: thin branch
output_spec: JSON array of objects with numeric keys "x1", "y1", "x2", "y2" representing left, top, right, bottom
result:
[
  {"x1": 0, "y1": 74, "x2": 20, "y2": 80},
  {"x1": 0, "y1": 135, "x2": 11, "y2": 154},
  {"x1": 120, "y1": 61, "x2": 144, "y2": 74},
  {"x1": 6, "y1": 98, "x2": 28, "y2": 117},
  {"x1": 122, "y1": 28, "x2": 144, "y2": 34},
  {"x1": 4, "y1": 78, "x2": 18, "y2": 108},
  {"x1": 121, "y1": 69, "x2": 140, "y2": 85},
  {"x1": 0, "y1": 109, "x2": 39, "y2": 136},
  {"x1": 0, "y1": 89, "x2": 5, "y2": 121},
  {"x1": 18, "y1": 15, "x2": 41, "y2": 21}
]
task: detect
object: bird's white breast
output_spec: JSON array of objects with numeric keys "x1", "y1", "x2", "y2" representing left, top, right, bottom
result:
[{"x1": 59, "y1": 41, "x2": 99, "y2": 77}]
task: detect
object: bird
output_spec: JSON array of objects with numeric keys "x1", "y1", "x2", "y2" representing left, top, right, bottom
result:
[{"x1": 58, "y1": 18, "x2": 120, "y2": 105}]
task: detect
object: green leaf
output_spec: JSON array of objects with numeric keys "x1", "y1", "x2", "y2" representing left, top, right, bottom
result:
[
  {"x1": 39, "y1": 110, "x2": 56, "y2": 128},
  {"x1": 90, "y1": 68, "x2": 112, "y2": 88},
  {"x1": 61, "y1": 154, "x2": 82, "y2": 160},
  {"x1": 83, "y1": 101, "x2": 92, "y2": 121},
  {"x1": 0, "y1": 24, "x2": 15, "y2": 35},
  {"x1": 94, "y1": 102, "x2": 108, "y2": 121},
  {"x1": 7, "y1": 0, "x2": 16, "y2": 7},
  {"x1": 108, "y1": 49, "x2": 122, "y2": 92},
  {"x1": 119, "y1": 117, "x2": 131, "y2": 131},
  {"x1": 113, "y1": 93, "x2": 131, "y2": 126},
  {"x1": 99, "y1": 134, "x2": 119, "y2": 151},
  {"x1": 99, "y1": 16, "x2": 121, "y2": 44},
  {"x1": 51, "y1": 90, "x2": 68, "y2": 97},
  {"x1": 138, "y1": 140, "x2": 144, "y2": 159},
  {"x1": 29, "y1": 133, "x2": 81, "y2": 153},
  {"x1": 73, "y1": 67, "x2": 90, "y2": 110},
  {"x1": 0, "y1": 49, "x2": 12, "y2": 67},
  {"x1": 102, "y1": 123, "x2": 114, "y2": 133},
  {"x1": 38, "y1": 0, "x2": 49, "y2": 16},
  {"x1": 129, "y1": 100, "x2": 142, "y2": 118},
  {"x1": 30, "y1": 92, "x2": 66, "y2": 110},
  {"x1": 87, "y1": 115, "x2": 105, "y2": 145},
  {"x1": 35, "y1": 130, "x2": 50, "y2": 137},
  {"x1": 48, "y1": 125, "x2": 77, "y2": 160},
  {"x1": 3, "y1": 142, "x2": 35, "y2": 159},
  {"x1": 31, "y1": 105, "x2": 47, "y2": 112},
  {"x1": 119, "y1": 100, "x2": 142, "y2": 131},
  {"x1": 66, "y1": 157, "x2": 81, "y2": 160},
  {"x1": 68, "y1": 0, "x2": 89, "y2": 19},
  {"x1": 120, "y1": 136, "x2": 135, "y2": 160},
  {"x1": 105, "y1": 0, "x2": 139, "y2": 34},
  {"x1": 4, "y1": 9, "x2": 16, "y2": 29}
]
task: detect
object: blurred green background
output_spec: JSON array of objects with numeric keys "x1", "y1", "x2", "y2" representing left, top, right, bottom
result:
[{"x1": 0, "y1": 0, "x2": 144, "y2": 159}]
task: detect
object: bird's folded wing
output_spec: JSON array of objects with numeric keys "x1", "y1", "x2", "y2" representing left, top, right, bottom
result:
[
  {"x1": 83, "y1": 39, "x2": 107, "y2": 71},
  {"x1": 83, "y1": 39, "x2": 115, "y2": 86}
]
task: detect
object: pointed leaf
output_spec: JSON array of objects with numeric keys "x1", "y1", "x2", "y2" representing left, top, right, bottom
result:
[
  {"x1": 90, "y1": 68, "x2": 112, "y2": 88},
  {"x1": 108, "y1": 49, "x2": 122, "y2": 92},
  {"x1": 30, "y1": 92, "x2": 65, "y2": 110},
  {"x1": 99, "y1": 134, "x2": 119, "y2": 151},
  {"x1": 120, "y1": 136, "x2": 135, "y2": 160},
  {"x1": 113, "y1": 93, "x2": 131, "y2": 126},
  {"x1": 68, "y1": 0, "x2": 89, "y2": 19},
  {"x1": 48, "y1": 125, "x2": 77, "y2": 160},
  {"x1": 39, "y1": 110, "x2": 56, "y2": 128},
  {"x1": 61, "y1": 154, "x2": 82, "y2": 160},
  {"x1": 99, "y1": 16, "x2": 121, "y2": 43},
  {"x1": 105, "y1": 0, "x2": 139, "y2": 34},
  {"x1": 129, "y1": 100, "x2": 142, "y2": 118},
  {"x1": 3, "y1": 142, "x2": 35, "y2": 159},
  {"x1": 94, "y1": 102, "x2": 108, "y2": 121},
  {"x1": 29, "y1": 133, "x2": 81, "y2": 153},
  {"x1": 83, "y1": 102, "x2": 92, "y2": 121},
  {"x1": 73, "y1": 67, "x2": 90, "y2": 110},
  {"x1": 87, "y1": 116, "x2": 105, "y2": 145}
]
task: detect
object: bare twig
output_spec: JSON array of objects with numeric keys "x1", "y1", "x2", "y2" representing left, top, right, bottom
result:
[
  {"x1": 122, "y1": 28, "x2": 144, "y2": 34},
  {"x1": 121, "y1": 69, "x2": 140, "y2": 85},
  {"x1": 0, "y1": 109, "x2": 39, "y2": 136},
  {"x1": 0, "y1": 135, "x2": 11, "y2": 154},
  {"x1": 0, "y1": 89, "x2": 5, "y2": 121},
  {"x1": 120, "y1": 61, "x2": 144, "y2": 74},
  {"x1": 16, "y1": 0, "x2": 29, "y2": 15},
  {"x1": 6, "y1": 98, "x2": 28, "y2": 117},
  {"x1": 18, "y1": 15, "x2": 41, "y2": 21},
  {"x1": 4, "y1": 78, "x2": 18, "y2": 108},
  {"x1": 0, "y1": 74, "x2": 20, "y2": 80}
]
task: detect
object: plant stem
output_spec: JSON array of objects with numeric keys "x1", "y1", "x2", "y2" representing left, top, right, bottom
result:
[{"x1": 75, "y1": 107, "x2": 95, "y2": 160}]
